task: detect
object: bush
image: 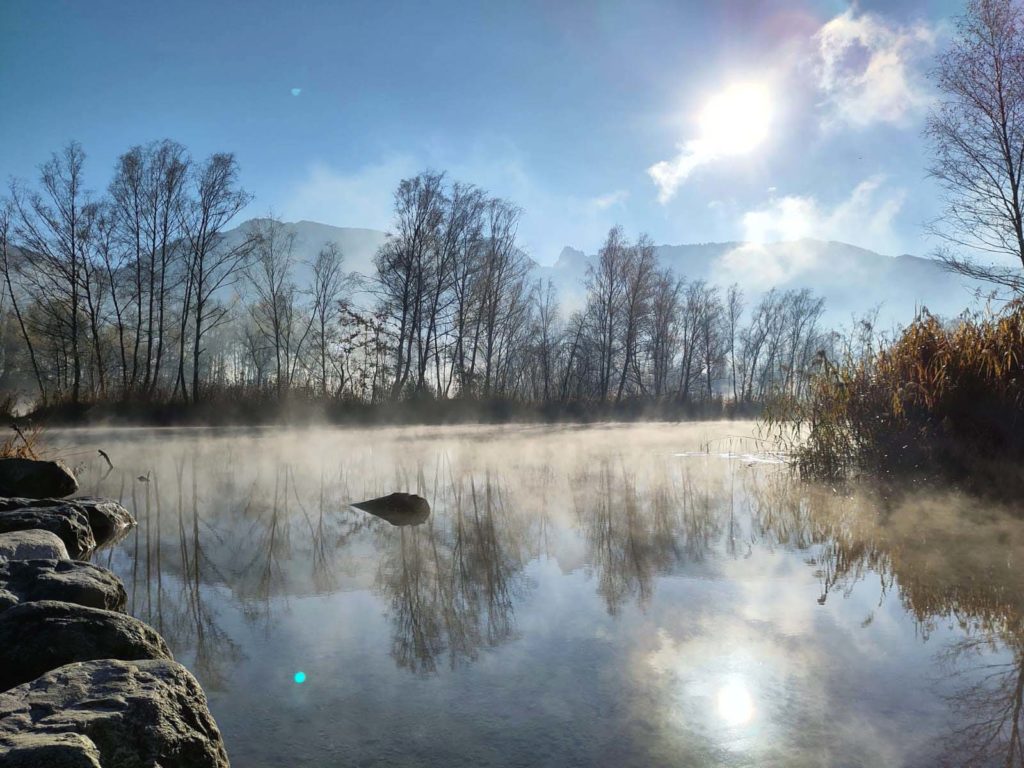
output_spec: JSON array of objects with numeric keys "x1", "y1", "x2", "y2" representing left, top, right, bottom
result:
[{"x1": 765, "y1": 302, "x2": 1024, "y2": 486}]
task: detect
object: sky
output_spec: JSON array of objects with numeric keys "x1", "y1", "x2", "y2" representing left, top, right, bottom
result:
[{"x1": 0, "y1": 0, "x2": 966, "y2": 264}]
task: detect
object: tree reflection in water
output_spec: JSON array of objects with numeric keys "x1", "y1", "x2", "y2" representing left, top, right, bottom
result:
[
  {"x1": 746, "y1": 475, "x2": 1024, "y2": 767},
  {"x1": 377, "y1": 466, "x2": 529, "y2": 673}
]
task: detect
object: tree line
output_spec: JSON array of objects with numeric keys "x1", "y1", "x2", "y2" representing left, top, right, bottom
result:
[{"x1": 0, "y1": 145, "x2": 831, "y2": 416}]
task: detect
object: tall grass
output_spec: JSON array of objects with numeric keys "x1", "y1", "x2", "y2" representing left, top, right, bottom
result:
[
  {"x1": 0, "y1": 392, "x2": 43, "y2": 458},
  {"x1": 764, "y1": 302, "x2": 1024, "y2": 486}
]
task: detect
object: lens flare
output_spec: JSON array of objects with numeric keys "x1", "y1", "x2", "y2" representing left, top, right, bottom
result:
[{"x1": 294, "y1": 671, "x2": 307, "y2": 684}]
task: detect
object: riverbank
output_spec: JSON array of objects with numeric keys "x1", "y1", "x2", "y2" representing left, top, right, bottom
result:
[
  {"x1": 0, "y1": 458, "x2": 231, "y2": 766},
  {"x1": 23, "y1": 393, "x2": 763, "y2": 428}
]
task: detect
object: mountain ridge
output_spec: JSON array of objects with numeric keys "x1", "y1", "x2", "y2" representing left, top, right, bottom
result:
[{"x1": 222, "y1": 218, "x2": 985, "y2": 328}]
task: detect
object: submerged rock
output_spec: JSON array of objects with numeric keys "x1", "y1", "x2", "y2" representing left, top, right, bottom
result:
[
  {"x1": 0, "y1": 559, "x2": 126, "y2": 614},
  {"x1": 0, "y1": 659, "x2": 230, "y2": 768},
  {"x1": 0, "y1": 458, "x2": 77, "y2": 499},
  {"x1": 352, "y1": 492, "x2": 431, "y2": 526},
  {"x1": 0, "y1": 600, "x2": 172, "y2": 691},
  {"x1": 0, "y1": 732, "x2": 102, "y2": 768},
  {"x1": 0, "y1": 530, "x2": 69, "y2": 561},
  {"x1": 0, "y1": 496, "x2": 135, "y2": 547},
  {"x1": 0, "y1": 505, "x2": 95, "y2": 558}
]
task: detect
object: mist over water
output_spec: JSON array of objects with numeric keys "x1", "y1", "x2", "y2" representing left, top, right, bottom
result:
[{"x1": 48, "y1": 423, "x2": 1024, "y2": 767}]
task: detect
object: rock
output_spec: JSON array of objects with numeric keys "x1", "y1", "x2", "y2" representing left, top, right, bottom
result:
[
  {"x1": 0, "y1": 529, "x2": 69, "y2": 561},
  {"x1": 0, "y1": 458, "x2": 77, "y2": 499},
  {"x1": 0, "y1": 496, "x2": 135, "y2": 547},
  {"x1": 0, "y1": 600, "x2": 172, "y2": 691},
  {"x1": 0, "y1": 559, "x2": 126, "y2": 613},
  {"x1": 0, "y1": 732, "x2": 102, "y2": 767},
  {"x1": 352, "y1": 492, "x2": 431, "y2": 526},
  {"x1": 0, "y1": 659, "x2": 230, "y2": 768},
  {"x1": 0, "y1": 505, "x2": 95, "y2": 558},
  {"x1": 70, "y1": 496, "x2": 135, "y2": 544}
]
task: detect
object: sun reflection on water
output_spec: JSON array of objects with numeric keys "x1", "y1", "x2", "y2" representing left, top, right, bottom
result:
[{"x1": 716, "y1": 677, "x2": 755, "y2": 726}]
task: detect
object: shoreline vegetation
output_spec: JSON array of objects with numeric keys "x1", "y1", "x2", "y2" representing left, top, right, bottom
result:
[
  {"x1": 765, "y1": 302, "x2": 1024, "y2": 493},
  {"x1": 22, "y1": 392, "x2": 762, "y2": 428}
]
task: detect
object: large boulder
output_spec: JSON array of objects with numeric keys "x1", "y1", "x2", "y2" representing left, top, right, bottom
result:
[
  {"x1": 0, "y1": 732, "x2": 102, "y2": 767},
  {"x1": 0, "y1": 458, "x2": 77, "y2": 499},
  {"x1": 0, "y1": 496, "x2": 135, "y2": 547},
  {"x1": 0, "y1": 505, "x2": 95, "y2": 558},
  {"x1": 0, "y1": 600, "x2": 171, "y2": 691},
  {"x1": 0, "y1": 559, "x2": 126, "y2": 613},
  {"x1": 0, "y1": 529, "x2": 69, "y2": 561},
  {"x1": 0, "y1": 659, "x2": 230, "y2": 768}
]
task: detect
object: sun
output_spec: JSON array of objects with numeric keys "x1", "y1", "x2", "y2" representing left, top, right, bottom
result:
[{"x1": 698, "y1": 82, "x2": 774, "y2": 157}]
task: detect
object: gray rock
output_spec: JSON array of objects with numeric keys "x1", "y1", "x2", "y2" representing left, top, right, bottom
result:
[
  {"x1": 0, "y1": 732, "x2": 102, "y2": 767},
  {"x1": 0, "y1": 529, "x2": 69, "y2": 561},
  {"x1": 0, "y1": 505, "x2": 95, "y2": 558},
  {"x1": 70, "y1": 496, "x2": 135, "y2": 544},
  {"x1": 0, "y1": 496, "x2": 135, "y2": 547},
  {"x1": 0, "y1": 659, "x2": 230, "y2": 768},
  {"x1": 0, "y1": 458, "x2": 77, "y2": 499},
  {"x1": 0, "y1": 600, "x2": 171, "y2": 691},
  {"x1": 352, "y1": 492, "x2": 431, "y2": 526},
  {"x1": 0, "y1": 559, "x2": 126, "y2": 613}
]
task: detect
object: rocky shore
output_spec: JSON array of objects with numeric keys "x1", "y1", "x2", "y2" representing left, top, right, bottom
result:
[{"x1": 0, "y1": 458, "x2": 231, "y2": 767}]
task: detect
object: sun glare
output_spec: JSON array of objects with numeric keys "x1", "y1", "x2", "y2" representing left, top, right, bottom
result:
[
  {"x1": 699, "y1": 82, "x2": 774, "y2": 156},
  {"x1": 716, "y1": 679, "x2": 755, "y2": 727}
]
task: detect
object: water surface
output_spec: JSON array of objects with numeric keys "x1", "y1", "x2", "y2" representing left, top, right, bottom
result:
[{"x1": 49, "y1": 423, "x2": 1024, "y2": 767}]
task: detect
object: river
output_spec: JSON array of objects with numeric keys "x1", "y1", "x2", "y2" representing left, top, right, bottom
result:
[{"x1": 47, "y1": 422, "x2": 1024, "y2": 767}]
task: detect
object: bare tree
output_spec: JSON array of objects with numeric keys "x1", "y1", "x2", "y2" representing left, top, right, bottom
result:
[
  {"x1": 246, "y1": 217, "x2": 301, "y2": 397},
  {"x1": 927, "y1": 0, "x2": 1024, "y2": 292},
  {"x1": 648, "y1": 268, "x2": 682, "y2": 398},
  {"x1": 725, "y1": 284, "x2": 744, "y2": 402},
  {"x1": 585, "y1": 226, "x2": 629, "y2": 400},
  {"x1": 375, "y1": 172, "x2": 445, "y2": 397},
  {"x1": 614, "y1": 234, "x2": 657, "y2": 402},
  {"x1": 0, "y1": 200, "x2": 44, "y2": 398},
  {"x1": 9, "y1": 142, "x2": 90, "y2": 403},
  {"x1": 176, "y1": 153, "x2": 253, "y2": 403},
  {"x1": 308, "y1": 241, "x2": 352, "y2": 396}
]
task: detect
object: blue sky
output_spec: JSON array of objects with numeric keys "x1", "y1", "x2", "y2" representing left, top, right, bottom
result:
[{"x1": 0, "y1": 0, "x2": 965, "y2": 263}]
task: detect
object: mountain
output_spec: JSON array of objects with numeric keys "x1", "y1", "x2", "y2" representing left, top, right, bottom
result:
[
  {"x1": 220, "y1": 219, "x2": 986, "y2": 330},
  {"x1": 535, "y1": 238, "x2": 986, "y2": 330},
  {"x1": 221, "y1": 218, "x2": 389, "y2": 281}
]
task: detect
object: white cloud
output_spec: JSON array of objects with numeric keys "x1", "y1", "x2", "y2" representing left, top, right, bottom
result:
[
  {"x1": 716, "y1": 176, "x2": 907, "y2": 287},
  {"x1": 742, "y1": 175, "x2": 904, "y2": 246},
  {"x1": 588, "y1": 189, "x2": 629, "y2": 211},
  {"x1": 815, "y1": 9, "x2": 936, "y2": 129}
]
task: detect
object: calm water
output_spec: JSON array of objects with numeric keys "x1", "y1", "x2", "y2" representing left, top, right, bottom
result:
[{"x1": 47, "y1": 422, "x2": 1024, "y2": 767}]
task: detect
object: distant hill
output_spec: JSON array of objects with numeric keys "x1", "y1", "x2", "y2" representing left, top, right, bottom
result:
[
  {"x1": 221, "y1": 219, "x2": 987, "y2": 330},
  {"x1": 220, "y1": 218, "x2": 388, "y2": 282},
  {"x1": 536, "y1": 238, "x2": 987, "y2": 330}
]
